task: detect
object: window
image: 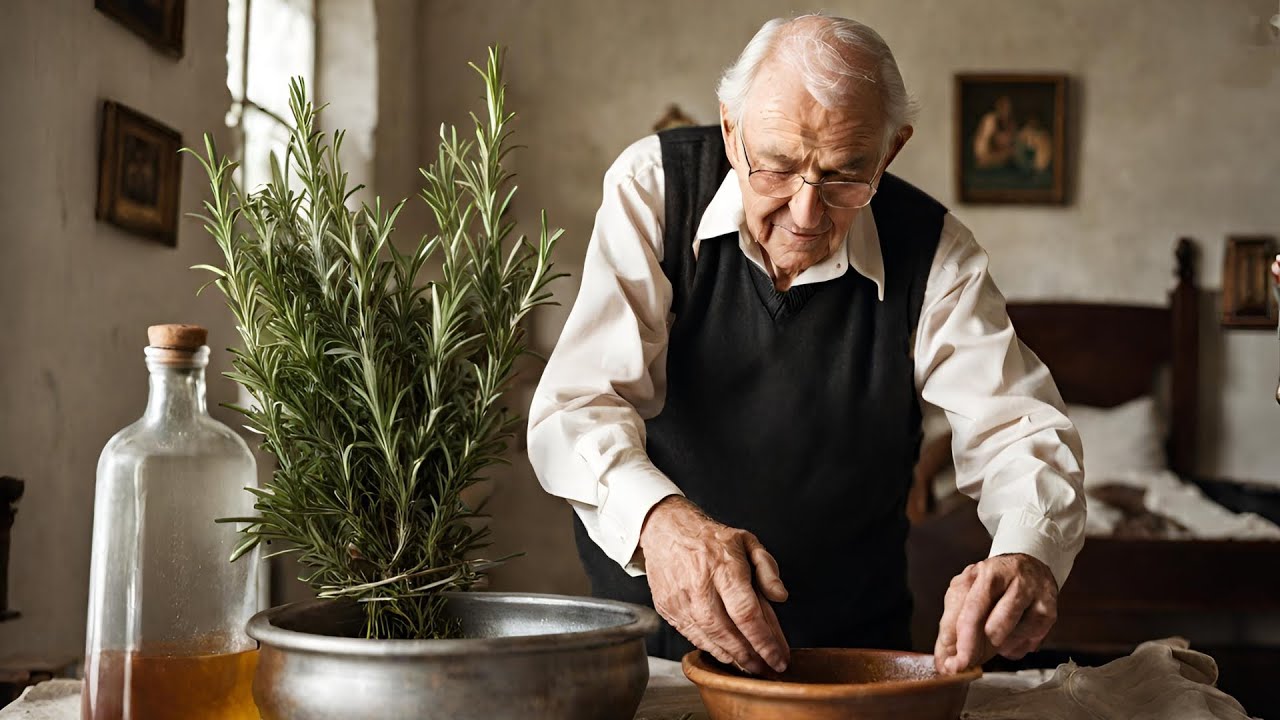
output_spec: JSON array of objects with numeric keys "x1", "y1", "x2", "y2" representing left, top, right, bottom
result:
[
  {"x1": 223, "y1": 0, "x2": 377, "y2": 609},
  {"x1": 226, "y1": 0, "x2": 316, "y2": 191}
]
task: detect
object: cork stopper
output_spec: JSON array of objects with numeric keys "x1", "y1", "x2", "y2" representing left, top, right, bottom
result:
[
  {"x1": 145, "y1": 325, "x2": 210, "y2": 368},
  {"x1": 148, "y1": 324, "x2": 208, "y2": 351}
]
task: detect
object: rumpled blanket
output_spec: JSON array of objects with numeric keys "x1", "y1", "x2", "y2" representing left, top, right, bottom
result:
[
  {"x1": 961, "y1": 638, "x2": 1256, "y2": 720},
  {"x1": 1085, "y1": 470, "x2": 1280, "y2": 540}
]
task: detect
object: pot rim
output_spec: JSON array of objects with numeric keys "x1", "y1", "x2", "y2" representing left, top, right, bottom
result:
[
  {"x1": 681, "y1": 648, "x2": 982, "y2": 700},
  {"x1": 247, "y1": 591, "x2": 660, "y2": 657}
]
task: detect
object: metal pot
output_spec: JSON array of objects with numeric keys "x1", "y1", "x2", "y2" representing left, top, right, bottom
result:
[{"x1": 247, "y1": 592, "x2": 659, "y2": 720}]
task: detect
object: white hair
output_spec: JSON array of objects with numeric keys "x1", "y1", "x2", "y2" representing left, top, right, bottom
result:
[{"x1": 716, "y1": 14, "x2": 918, "y2": 149}]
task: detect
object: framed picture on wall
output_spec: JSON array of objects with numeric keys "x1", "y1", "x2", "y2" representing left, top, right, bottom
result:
[
  {"x1": 95, "y1": 0, "x2": 186, "y2": 58},
  {"x1": 955, "y1": 73, "x2": 1068, "y2": 204},
  {"x1": 1221, "y1": 235, "x2": 1277, "y2": 329},
  {"x1": 96, "y1": 101, "x2": 183, "y2": 247}
]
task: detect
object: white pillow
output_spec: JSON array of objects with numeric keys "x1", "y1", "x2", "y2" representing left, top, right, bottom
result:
[{"x1": 1067, "y1": 395, "x2": 1167, "y2": 487}]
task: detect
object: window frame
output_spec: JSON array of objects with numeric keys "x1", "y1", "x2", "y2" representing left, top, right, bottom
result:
[{"x1": 226, "y1": 0, "x2": 319, "y2": 189}]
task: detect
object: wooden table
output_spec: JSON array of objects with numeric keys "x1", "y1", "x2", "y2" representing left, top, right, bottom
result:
[{"x1": 0, "y1": 651, "x2": 1251, "y2": 720}]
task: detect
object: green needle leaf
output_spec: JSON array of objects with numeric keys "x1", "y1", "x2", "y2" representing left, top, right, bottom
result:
[{"x1": 184, "y1": 48, "x2": 564, "y2": 640}]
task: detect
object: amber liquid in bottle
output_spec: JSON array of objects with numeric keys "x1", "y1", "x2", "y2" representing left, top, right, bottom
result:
[
  {"x1": 85, "y1": 329, "x2": 261, "y2": 720},
  {"x1": 82, "y1": 648, "x2": 259, "y2": 720}
]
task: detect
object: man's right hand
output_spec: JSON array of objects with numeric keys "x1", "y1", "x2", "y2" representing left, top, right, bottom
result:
[{"x1": 638, "y1": 495, "x2": 791, "y2": 674}]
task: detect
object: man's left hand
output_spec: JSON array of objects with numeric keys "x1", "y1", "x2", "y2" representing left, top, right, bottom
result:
[{"x1": 933, "y1": 553, "x2": 1058, "y2": 674}]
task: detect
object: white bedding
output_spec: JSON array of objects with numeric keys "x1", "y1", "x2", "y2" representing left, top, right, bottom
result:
[
  {"x1": 925, "y1": 395, "x2": 1280, "y2": 541},
  {"x1": 1085, "y1": 469, "x2": 1280, "y2": 540},
  {"x1": 1065, "y1": 395, "x2": 1280, "y2": 540}
]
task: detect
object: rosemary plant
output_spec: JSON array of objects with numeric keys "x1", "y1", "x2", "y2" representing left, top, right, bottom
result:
[{"x1": 187, "y1": 48, "x2": 562, "y2": 640}]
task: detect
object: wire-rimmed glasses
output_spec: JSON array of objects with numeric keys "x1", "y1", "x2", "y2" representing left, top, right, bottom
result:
[{"x1": 739, "y1": 129, "x2": 880, "y2": 209}]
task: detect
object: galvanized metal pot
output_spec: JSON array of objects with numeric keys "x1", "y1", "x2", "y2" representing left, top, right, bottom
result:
[{"x1": 246, "y1": 592, "x2": 660, "y2": 720}]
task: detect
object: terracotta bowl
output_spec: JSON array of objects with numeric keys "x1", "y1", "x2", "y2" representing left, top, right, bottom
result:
[{"x1": 682, "y1": 648, "x2": 981, "y2": 720}]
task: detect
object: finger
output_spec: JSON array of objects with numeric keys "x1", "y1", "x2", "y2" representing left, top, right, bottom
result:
[
  {"x1": 1002, "y1": 623, "x2": 1046, "y2": 660},
  {"x1": 696, "y1": 589, "x2": 762, "y2": 671},
  {"x1": 715, "y1": 567, "x2": 786, "y2": 673},
  {"x1": 1002, "y1": 597, "x2": 1057, "y2": 659},
  {"x1": 934, "y1": 566, "x2": 975, "y2": 672},
  {"x1": 951, "y1": 568, "x2": 1007, "y2": 673},
  {"x1": 724, "y1": 541, "x2": 789, "y2": 668},
  {"x1": 1001, "y1": 637, "x2": 1036, "y2": 661},
  {"x1": 667, "y1": 587, "x2": 760, "y2": 672},
  {"x1": 650, "y1": 589, "x2": 690, "y2": 642},
  {"x1": 743, "y1": 535, "x2": 788, "y2": 602},
  {"x1": 934, "y1": 577, "x2": 968, "y2": 672},
  {"x1": 983, "y1": 578, "x2": 1031, "y2": 650},
  {"x1": 680, "y1": 621, "x2": 736, "y2": 668},
  {"x1": 704, "y1": 600, "x2": 768, "y2": 675},
  {"x1": 756, "y1": 589, "x2": 790, "y2": 670},
  {"x1": 664, "y1": 598, "x2": 733, "y2": 668}
]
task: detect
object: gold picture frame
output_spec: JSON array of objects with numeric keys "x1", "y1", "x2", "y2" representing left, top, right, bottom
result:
[{"x1": 95, "y1": 101, "x2": 183, "y2": 247}]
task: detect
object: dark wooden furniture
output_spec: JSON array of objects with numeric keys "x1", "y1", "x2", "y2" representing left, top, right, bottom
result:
[
  {"x1": 0, "y1": 476, "x2": 29, "y2": 709},
  {"x1": 1003, "y1": 237, "x2": 1199, "y2": 476},
  {"x1": 0, "y1": 478, "x2": 79, "y2": 709},
  {"x1": 1221, "y1": 235, "x2": 1278, "y2": 329},
  {"x1": 907, "y1": 238, "x2": 1280, "y2": 718},
  {"x1": 0, "y1": 476, "x2": 22, "y2": 623}
]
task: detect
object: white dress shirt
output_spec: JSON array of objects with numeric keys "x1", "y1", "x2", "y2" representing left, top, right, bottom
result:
[{"x1": 527, "y1": 135, "x2": 1086, "y2": 588}]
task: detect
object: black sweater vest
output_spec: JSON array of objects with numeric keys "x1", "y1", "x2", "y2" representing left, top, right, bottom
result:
[{"x1": 574, "y1": 126, "x2": 945, "y2": 659}]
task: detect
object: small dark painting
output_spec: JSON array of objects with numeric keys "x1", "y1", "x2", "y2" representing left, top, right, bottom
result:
[
  {"x1": 1222, "y1": 235, "x2": 1277, "y2": 329},
  {"x1": 95, "y1": 0, "x2": 185, "y2": 58},
  {"x1": 96, "y1": 101, "x2": 183, "y2": 246},
  {"x1": 955, "y1": 74, "x2": 1068, "y2": 204}
]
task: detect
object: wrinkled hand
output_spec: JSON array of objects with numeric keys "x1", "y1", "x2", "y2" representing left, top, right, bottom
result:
[
  {"x1": 934, "y1": 553, "x2": 1058, "y2": 674},
  {"x1": 639, "y1": 496, "x2": 791, "y2": 674}
]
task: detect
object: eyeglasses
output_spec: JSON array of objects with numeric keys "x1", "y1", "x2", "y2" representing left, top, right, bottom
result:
[{"x1": 739, "y1": 129, "x2": 879, "y2": 209}]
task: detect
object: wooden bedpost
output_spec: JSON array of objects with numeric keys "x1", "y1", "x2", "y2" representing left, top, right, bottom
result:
[{"x1": 1169, "y1": 238, "x2": 1199, "y2": 477}]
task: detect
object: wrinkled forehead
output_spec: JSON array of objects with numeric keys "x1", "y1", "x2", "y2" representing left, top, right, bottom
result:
[{"x1": 741, "y1": 57, "x2": 886, "y2": 157}]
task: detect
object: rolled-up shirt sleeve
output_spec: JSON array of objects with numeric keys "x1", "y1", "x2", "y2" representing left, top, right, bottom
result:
[
  {"x1": 914, "y1": 215, "x2": 1087, "y2": 588},
  {"x1": 527, "y1": 136, "x2": 681, "y2": 576}
]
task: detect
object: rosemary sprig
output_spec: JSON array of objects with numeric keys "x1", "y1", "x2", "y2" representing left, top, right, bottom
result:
[{"x1": 186, "y1": 47, "x2": 563, "y2": 640}]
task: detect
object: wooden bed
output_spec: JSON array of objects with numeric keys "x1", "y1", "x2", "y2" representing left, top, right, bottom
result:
[{"x1": 906, "y1": 238, "x2": 1280, "y2": 717}]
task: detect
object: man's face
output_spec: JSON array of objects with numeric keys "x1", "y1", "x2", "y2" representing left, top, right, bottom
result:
[{"x1": 721, "y1": 58, "x2": 908, "y2": 282}]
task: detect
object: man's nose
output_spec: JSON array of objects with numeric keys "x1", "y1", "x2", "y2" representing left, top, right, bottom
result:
[{"x1": 788, "y1": 181, "x2": 826, "y2": 230}]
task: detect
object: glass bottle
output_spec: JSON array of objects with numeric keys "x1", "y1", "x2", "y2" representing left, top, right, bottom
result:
[{"x1": 83, "y1": 325, "x2": 261, "y2": 720}]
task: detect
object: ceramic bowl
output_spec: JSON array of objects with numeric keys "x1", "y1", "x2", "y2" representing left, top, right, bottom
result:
[{"x1": 682, "y1": 648, "x2": 981, "y2": 720}]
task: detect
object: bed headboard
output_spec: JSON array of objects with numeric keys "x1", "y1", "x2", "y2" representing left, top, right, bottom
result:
[{"x1": 1004, "y1": 239, "x2": 1199, "y2": 476}]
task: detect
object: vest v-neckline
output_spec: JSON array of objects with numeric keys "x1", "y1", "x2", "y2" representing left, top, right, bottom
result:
[{"x1": 746, "y1": 262, "x2": 820, "y2": 321}]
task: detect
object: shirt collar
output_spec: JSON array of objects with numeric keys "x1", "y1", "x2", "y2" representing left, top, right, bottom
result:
[{"x1": 692, "y1": 171, "x2": 886, "y2": 300}]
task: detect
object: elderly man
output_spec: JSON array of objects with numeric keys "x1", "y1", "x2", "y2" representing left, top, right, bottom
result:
[{"x1": 528, "y1": 14, "x2": 1085, "y2": 677}]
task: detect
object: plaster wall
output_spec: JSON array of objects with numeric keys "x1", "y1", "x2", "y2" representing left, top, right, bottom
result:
[
  {"x1": 0, "y1": 0, "x2": 240, "y2": 661},
  {"x1": 0, "y1": 0, "x2": 424, "y2": 660}
]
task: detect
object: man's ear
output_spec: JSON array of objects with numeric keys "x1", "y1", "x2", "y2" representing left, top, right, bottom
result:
[
  {"x1": 880, "y1": 125, "x2": 913, "y2": 172},
  {"x1": 719, "y1": 103, "x2": 739, "y2": 170}
]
